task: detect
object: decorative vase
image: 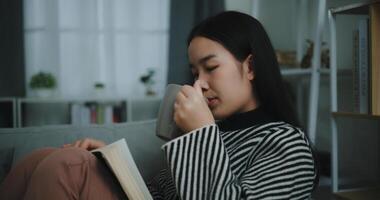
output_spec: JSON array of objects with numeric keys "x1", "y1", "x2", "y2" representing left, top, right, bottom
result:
[
  {"x1": 145, "y1": 84, "x2": 156, "y2": 96},
  {"x1": 94, "y1": 88, "x2": 106, "y2": 98},
  {"x1": 34, "y1": 88, "x2": 54, "y2": 98}
]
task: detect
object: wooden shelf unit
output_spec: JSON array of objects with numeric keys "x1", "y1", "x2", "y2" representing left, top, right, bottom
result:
[
  {"x1": 329, "y1": 0, "x2": 380, "y2": 194},
  {"x1": 332, "y1": 112, "x2": 380, "y2": 120}
]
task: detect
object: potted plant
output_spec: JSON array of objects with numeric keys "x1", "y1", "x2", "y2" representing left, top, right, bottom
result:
[
  {"x1": 93, "y1": 82, "x2": 106, "y2": 97},
  {"x1": 29, "y1": 71, "x2": 57, "y2": 98},
  {"x1": 140, "y1": 69, "x2": 156, "y2": 96}
]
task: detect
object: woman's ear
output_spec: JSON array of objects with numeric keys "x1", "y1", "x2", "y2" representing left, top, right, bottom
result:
[{"x1": 243, "y1": 54, "x2": 254, "y2": 81}]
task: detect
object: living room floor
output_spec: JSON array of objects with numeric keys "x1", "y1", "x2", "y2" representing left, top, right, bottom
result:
[
  {"x1": 311, "y1": 178, "x2": 380, "y2": 200},
  {"x1": 312, "y1": 185, "x2": 340, "y2": 200}
]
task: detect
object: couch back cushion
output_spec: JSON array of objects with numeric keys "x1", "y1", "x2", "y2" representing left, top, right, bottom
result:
[{"x1": 0, "y1": 120, "x2": 166, "y2": 182}]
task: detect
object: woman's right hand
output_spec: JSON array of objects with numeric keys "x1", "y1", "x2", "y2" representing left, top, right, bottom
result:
[
  {"x1": 174, "y1": 80, "x2": 215, "y2": 133},
  {"x1": 62, "y1": 138, "x2": 106, "y2": 151}
]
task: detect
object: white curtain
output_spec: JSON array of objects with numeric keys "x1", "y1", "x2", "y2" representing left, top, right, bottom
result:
[{"x1": 24, "y1": 0, "x2": 170, "y2": 98}]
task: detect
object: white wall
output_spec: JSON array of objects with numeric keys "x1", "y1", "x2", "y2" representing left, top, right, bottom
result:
[
  {"x1": 225, "y1": 0, "x2": 299, "y2": 52},
  {"x1": 224, "y1": 0, "x2": 252, "y2": 14}
]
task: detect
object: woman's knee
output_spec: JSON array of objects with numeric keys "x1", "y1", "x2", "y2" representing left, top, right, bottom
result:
[
  {"x1": 17, "y1": 147, "x2": 58, "y2": 165},
  {"x1": 9, "y1": 147, "x2": 58, "y2": 175},
  {"x1": 32, "y1": 147, "x2": 96, "y2": 180},
  {"x1": 27, "y1": 148, "x2": 98, "y2": 193},
  {"x1": 32, "y1": 147, "x2": 96, "y2": 175}
]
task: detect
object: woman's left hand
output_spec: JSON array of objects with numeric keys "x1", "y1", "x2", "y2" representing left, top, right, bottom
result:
[
  {"x1": 62, "y1": 138, "x2": 106, "y2": 151},
  {"x1": 174, "y1": 80, "x2": 215, "y2": 133}
]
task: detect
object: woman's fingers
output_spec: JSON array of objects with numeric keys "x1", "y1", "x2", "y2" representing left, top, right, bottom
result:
[
  {"x1": 62, "y1": 138, "x2": 103, "y2": 150},
  {"x1": 176, "y1": 91, "x2": 187, "y2": 103},
  {"x1": 73, "y1": 140, "x2": 81, "y2": 148},
  {"x1": 62, "y1": 143, "x2": 72, "y2": 148},
  {"x1": 180, "y1": 85, "x2": 197, "y2": 98},
  {"x1": 173, "y1": 83, "x2": 214, "y2": 133},
  {"x1": 193, "y1": 80, "x2": 204, "y2": 96},
  {"x1": 79, "y1": 138, "x2": 90, "y2": 149}
]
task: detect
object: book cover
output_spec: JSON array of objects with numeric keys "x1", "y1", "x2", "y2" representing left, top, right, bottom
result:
[
  {"x1": 87, "y1": 103, "x2": 97, "y2": 124},
  {"x1": 80, "y1": 105, "x2": 91, "y2": 124},
  {"x1": 91, "y1": 139, "x2": 153, "y2": 200},
  {"x1": 357, "y1": 18, "x2": 370, "y2": 114},
  {"x1": 70, "y1": 103, "x2": 81, "y2": 125},
  {"x1": 353, "y1": 29, "x2": 360, "y2": 113},
  {"x1": 104, "y1": 105, "x2": 113, "y2": 124}
]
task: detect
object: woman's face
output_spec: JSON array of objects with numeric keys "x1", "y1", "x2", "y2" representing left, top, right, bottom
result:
[{"x1": 188, "y1": 36, "x2": 259, "y2": 120}]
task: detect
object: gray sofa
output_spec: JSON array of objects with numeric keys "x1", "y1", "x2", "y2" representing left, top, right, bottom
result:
[{"x1": 0, "y1": 119, "x2": 167, "y2": 184}]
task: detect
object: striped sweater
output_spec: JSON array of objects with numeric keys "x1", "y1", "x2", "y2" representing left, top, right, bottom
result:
[{"x1": 148, "y1": 107, "x2": 316, "y2": 200}]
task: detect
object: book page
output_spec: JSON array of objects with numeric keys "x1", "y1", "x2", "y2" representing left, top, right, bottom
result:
[{"x1": 92, "y1": 139, "x2": 153, "y2": 200}]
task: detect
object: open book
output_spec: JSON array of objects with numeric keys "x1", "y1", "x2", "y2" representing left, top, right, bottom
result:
[{"x1": 91, "y1": 139, "x2": 153, "y2": 200}]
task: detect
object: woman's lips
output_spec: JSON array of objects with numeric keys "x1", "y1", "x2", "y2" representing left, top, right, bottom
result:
[{"x1": 207, "y1": 97, "x2": 218, "y2": 107}]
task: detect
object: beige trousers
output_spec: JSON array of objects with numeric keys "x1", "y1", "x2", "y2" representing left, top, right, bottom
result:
[{"x1": 0, "y1": 147, "x2": 126, "y2": 200}]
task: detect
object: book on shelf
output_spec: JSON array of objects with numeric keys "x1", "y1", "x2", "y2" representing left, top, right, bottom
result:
[
  {"x1": 70, "y1": 104, "x2": 81, "y2": 125},
  {"x1": 353, "y1": 18, "x2": 370, "y2": 114},
  {"x1": 353, "y1": 29, "x2": 360, "y2": 113},
  {"x1": 81, "y1": 105, "x2": 91, "y2": 124},
  {"x1": 91, "y1": 139, "x2": 153, "y2": 200},
  {"x1": 96, "y1": 104, "x2": 105, "y2": 124},
  {"x1": 370, "y1": 3, "x2": 380, "y2": 115},
  {"x1": 105, "y1": 105, "x2": 113, "y2": 124},
  {"x1": 70, "y1": 102, "x2": 125, "y2": 125},
  {"x1": 113, "y1": 104, "x2": 126, "y2": 123},
  {"x1": 88, "y1": 103, "x2": 98, "y2": 124}
]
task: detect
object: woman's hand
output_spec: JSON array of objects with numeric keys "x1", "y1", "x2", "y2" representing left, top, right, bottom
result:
[
  {"x1": 62, "y1": 138, "x2": 106, "y2": 151},
  {"x1": 174, "y1": 80, "x2": 215, "y2": 133}
]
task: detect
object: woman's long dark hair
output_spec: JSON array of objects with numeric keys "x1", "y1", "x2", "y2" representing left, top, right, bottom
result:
[{"x1": 187, "y1": 11, "x2": 319, "y2": 189}]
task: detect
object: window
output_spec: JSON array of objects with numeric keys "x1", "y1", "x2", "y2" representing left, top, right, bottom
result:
[{"x1": 24, "y1": 0, "x2": 170, "y2": 98}]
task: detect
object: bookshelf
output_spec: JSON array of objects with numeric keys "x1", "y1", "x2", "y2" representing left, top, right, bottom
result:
[
  {"x1": 280, "y1": 68, "x2": 351, "y2": 76},
  {"x1": 16, "y1": 98, "x2": 127, "y2": 127},
  {"x1": 14, "y1": 97, "x2": 162, "y2": 127},
  {"x1": 328, "y1": 0, "x2": 380, "y2": 195},
  {"x1": 332, "y1": 112, "x2": 380, "y2": 120}
]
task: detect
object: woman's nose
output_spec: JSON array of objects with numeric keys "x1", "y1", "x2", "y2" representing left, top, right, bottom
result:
[
  {"x1": 197, "y1": 71, "x2": 209, "y2": 82},
  {"x1": 194, "y1": 79, "x2": 209, "y2": 91}
]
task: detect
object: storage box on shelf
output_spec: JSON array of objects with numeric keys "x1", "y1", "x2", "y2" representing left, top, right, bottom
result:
[
  {"x1": 0, "y1": 98, "x2": 17, "y2": 128},
  {"x1": 329, "y1": 0, "x2": 380, "y2": 197}
]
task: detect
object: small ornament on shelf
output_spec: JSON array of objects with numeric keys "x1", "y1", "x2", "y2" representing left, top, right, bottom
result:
[
  {"x1": 94, "y1": 82, "x2": 106, "y2": 98},
  {"x1": 140, "y1": 68, "x2": 156, "y2": 97},
  {"x1": 301, "y1": 39, "x2": 330, "y2": 69},
  {"x1": 275, "y1": 50, "x2": 298, "y2": 68}
]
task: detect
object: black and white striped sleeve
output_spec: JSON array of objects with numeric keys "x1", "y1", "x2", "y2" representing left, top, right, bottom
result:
[
  {"x1": 161, "y1": 124, "x2": 244, "y2": 199},
  {"x1": 161, "y1": 124, "x2": 315, "y2": 200},
  {"x1": 240, "y1": 126, "x2": 316, "y2": 199}
]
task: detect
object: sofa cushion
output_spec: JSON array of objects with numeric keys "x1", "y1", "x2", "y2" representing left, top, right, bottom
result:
[{"x1": 0, "y1": 120, "x2": 167, "y2": 183}]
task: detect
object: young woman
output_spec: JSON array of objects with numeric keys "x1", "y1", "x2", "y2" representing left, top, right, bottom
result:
[
  {"x1": 0, "y1": 11, "x2": 317, "y2": 200},
  {"x1": 148, "y1": 11, "x2": 318, "y2": 200}
]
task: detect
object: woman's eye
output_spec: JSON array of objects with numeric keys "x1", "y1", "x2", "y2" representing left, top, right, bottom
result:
[{"x1": 206, "y1": 66, "x2": 218, "y2": 72}]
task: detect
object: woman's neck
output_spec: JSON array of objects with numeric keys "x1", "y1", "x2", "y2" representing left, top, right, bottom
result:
[{"x1": 216, "y1": 106, "x2": 276, "y2": 132}]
